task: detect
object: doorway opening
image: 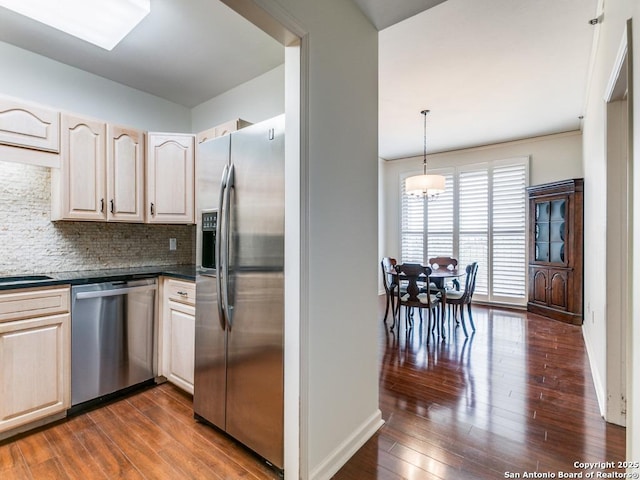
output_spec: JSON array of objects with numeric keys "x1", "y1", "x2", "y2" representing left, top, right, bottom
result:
[{"x1": 604, "y1": 21, "x2": 632, "y2": 428}]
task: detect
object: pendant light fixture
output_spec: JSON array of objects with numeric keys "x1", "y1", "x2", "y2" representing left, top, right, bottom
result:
[{"x1": 405, "y1": 109, "x2": 445, "y2": 199}]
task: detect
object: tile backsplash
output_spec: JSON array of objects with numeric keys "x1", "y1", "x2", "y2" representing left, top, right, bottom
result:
[{"x1": 0, "y1": 160, "x2": 194, "y2": 275}]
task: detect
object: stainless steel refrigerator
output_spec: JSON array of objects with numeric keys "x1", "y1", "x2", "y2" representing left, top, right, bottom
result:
[{"x1": 194, "y1": 115, "x2": 284, "y2": 471}]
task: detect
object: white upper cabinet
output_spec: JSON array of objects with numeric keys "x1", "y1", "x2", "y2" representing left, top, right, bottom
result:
[
  {"x1": 196, "y1": 118, "x2": 251, "y2": 145},
  {"x1": 51, "y1": 114, "x2": 107, "y2": 221},
  {"x1": 0, "y1": 97, "x2": 59, "y2": 152},
  {"x1": 52, "y1": 117, "x2": 149, "y2": 223},
  {"x1": 146, "y1": 133, "x2": 195, "y2": 224},
  {"x1": 107, "y1": 125, "x2": 145, "y2": 223}
]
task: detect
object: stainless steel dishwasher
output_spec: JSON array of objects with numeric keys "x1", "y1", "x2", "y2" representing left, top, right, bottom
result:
[{"x1": 70, "y1": 278, "x2": 157, "y2": 409}]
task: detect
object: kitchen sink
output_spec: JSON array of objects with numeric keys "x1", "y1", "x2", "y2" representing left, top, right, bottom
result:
[{"x1": 0, "y1": 275, "x2": 53, "y2": 284}]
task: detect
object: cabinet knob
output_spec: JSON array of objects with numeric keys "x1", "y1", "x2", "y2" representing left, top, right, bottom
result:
[
  {"x1": 110, "y1": 199, "x2": 114, "y2": 214},
  {"x1": 150, "y1": 202, "x2": 155, "y2": 215},
  {"x1": 177, "y1": 291, "x2": 188, "y2": 296},
  {"x1": 100, "y1": 198, "x2": 105, "y2": 213}
]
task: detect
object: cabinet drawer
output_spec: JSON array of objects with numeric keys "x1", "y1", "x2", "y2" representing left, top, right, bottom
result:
[
  {"x1": 0, "y1": 286, "x2": 70, "y2": 323},
  {"x1": 165, "y1": 279, "x2": 195, "y2": 306}
]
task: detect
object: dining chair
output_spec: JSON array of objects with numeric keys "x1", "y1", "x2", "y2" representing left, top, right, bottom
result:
[
  {"x1": 395, "y1": 263, "x2": 444, "y2": 337},
  {"x1": 428, "y1": 256, "x2": 458, "y2": 270},
  {"x1": 380, "y1": 257, "x2": 398, "y2": 324},
  {"x1": 445, "y1": 262, "x2": 479, "y2": 336},
  {"x1": 429, "y1": 256, "x2": 460, "y2": 290}
]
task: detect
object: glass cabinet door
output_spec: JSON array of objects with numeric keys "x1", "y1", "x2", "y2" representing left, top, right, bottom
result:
[
  {"x1": 534, "y1": 198, "x2": 566, "y2": 265},
  {"x1": 534, "y1": 201, "x2": 550, "y2": 262},
  {"x1": 549, "y1": 199, "x2": 566, "y2": 263}
]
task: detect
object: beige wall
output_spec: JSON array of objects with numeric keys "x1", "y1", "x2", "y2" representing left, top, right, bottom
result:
[
  {"x1": 0, "y1": 41, "x2": 191, "y2": 132},
  {"x1": 191, "y1": 64, "x2": 284, "y2": 133},
  {"x1": 579, "y1": 0, "x2": 640, "y2": 463},
  {"x1": 244, "y1": 1, "x2": 381, "y2": 478},
  {"x1": 380, "y1": 131, "x2": 583, "y2": 264}
]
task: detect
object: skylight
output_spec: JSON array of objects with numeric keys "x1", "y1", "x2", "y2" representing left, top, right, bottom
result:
[{"x1": 0, "y1": 0, "x2": 150, "y2": 51}]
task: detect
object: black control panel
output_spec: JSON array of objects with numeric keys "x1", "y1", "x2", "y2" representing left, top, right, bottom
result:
[
  {"x1": 202, "y1": 211, "x2": 217, "y2": 232},
  {"x1": 201, "y1": 211, "x2": 217, "y2": 269}
]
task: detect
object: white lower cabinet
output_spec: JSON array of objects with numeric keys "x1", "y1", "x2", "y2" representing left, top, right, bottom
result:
[
  {"x1": 0, "y1": 286, "x2": 70, "y2": 438},
  {"x1": 160, "y1": 278, "x2": 195, "y2": 394}
]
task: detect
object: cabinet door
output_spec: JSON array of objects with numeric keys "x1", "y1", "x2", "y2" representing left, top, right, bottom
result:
[
  {"x1": 531, "y1": 195, "x2": 568, "y2": 266},
  {"x1": 529, "y1": 267, "x2": 549, "y2": 306},
  {"x1": 0, "y1": 97, "x2": 59, "y2": 152},
  {"x1": 107, "y1": 126, "x2": 145, "y2": 222},
  {"x1": 53, "y1": 114, "x2": 106, "y2": 221},
  {"x1": 164, "y1": 300, "x2": 195, "y2": 394},
  {"x1": 548, "y1": 269, "x2": 569, "y2": 311},
  {"x1": 0, "y1": 313, "x2": 70, "y2": 433},
  {"x1": 146, "y1": 133, "x2": 195, "y2": 224}
]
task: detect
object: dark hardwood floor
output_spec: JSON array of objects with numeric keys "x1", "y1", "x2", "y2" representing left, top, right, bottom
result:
[
  {"x1": 0, "y1": 302, "x2": 626, "y2": 479},
  {"x1": 333, "y1": 302, "x2": 626, "y2": 479},
  {"x1": 0, "y1": 384, "x2": 280, "y2": 480}
]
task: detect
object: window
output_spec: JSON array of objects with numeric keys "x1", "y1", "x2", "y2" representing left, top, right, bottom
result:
[{"x1": 400, "y1": 158, "x2": 528, "y2": 305}]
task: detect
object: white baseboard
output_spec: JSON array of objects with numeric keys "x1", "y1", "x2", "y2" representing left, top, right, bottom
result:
[
  {"x1": 309, "y1": 409, "x2": 384, "y2": 480},
  {"x1": 582, "y1": 327, "x2": 606, "y2": 417}
]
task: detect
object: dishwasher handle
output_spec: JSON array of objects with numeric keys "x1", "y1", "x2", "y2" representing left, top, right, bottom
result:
[{"x1": 74, "y1": 284, "x2": 157, "y2": 300}]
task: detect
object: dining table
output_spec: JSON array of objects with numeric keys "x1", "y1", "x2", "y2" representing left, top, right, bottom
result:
[
  {"x1": 388, "y1": 264, "x2": 467, "y2": 333},
  {"x1": 389, "y1": 265, "x2": 466, "y2": 294},
  {"x1": 428, "y1": 267, "x2": 466, "y2": 290}
]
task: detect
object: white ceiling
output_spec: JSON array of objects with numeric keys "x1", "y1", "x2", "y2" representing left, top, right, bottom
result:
[
  {"x1": 378, "y1": 0, "x2": 598, "y2": 159},
  {"x1": 0, "y1": 0, "x2": 284, "y2": 108},
  {"x1": 0, "y1": 0, "x2": 598, "y2": 159},
  {"x1": 351, "y1": 0, "x2": 448, "y2": 30}
]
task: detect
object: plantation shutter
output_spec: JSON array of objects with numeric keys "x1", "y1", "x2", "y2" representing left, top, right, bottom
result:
[
  {"x1": 492, "y1": 163, "x2": 527, "y2": 299},
  {"x1": 458, "y1": 168, "x2": 489, "y2": 296},
  {"x1": 400, "y1": 177, "x2": 424, "y2": 263},
  {"x1": 426, "y1": 174, "x2": 454, "y2": 261},
  {"x1": 399, "y1": 157, "x2": 528, "y2": 305}
]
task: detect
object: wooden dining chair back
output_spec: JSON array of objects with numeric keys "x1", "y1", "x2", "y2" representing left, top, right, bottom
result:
[
  {"x1": 445, "y1": 262, "x2": 479, "y2": 336},
  {"x1": 428, "y1": 256, "x2": 458, "y2": 270},
  {"x1": 395, "y1": 263, "x2": 443, "y2": 337},
  {"x1": 428, "y1": 256, "x2": 460, "y2": 290},
  {"x1": 380, "y1": 257, "x2": 398, "y2": 324}
]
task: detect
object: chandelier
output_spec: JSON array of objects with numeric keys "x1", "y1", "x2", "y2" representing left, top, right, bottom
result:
[{"x1": 405, "y1": 109, "x2": 445, "y2": 200}]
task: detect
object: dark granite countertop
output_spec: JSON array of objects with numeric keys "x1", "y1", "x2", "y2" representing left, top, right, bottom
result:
[{"x1": 0, "y1": 265, "x2": 196, "y2": 291}]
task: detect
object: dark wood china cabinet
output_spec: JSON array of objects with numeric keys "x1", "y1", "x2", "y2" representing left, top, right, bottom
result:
[{"x1": 527, "y1": 179, "x2": 583, "y2": 325}]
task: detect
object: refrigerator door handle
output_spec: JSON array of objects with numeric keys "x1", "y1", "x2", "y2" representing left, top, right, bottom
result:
[
  {"x1": 222, "y1": 163, "x2": 235, "y2": 331},
  {"x1": 215, "y1": 164, "x2": 229, "y2": 331}
]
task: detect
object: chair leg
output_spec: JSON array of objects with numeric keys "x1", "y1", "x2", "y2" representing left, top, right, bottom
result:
[
  {"x1": 439, "y1": 304, "x2": 446, "y2": 339},
  {"x1": 429, "y1": 310, "x2": 438, "y2": 333},
  {"x1": 432, "y1": 306, "x2": 438, "y2": 337},
  {"x1": 390, "y1": 298, "x2": 398, "y2": 331},
  {"x1": 459, "y1": 303, "x2": 469, "y2": 337},
  {"x1": 383, "y1": 293, "x2": 391, "y2": 324},
  {"x1": 467, "y1": 302, "x2": 476, "y2": 331}
]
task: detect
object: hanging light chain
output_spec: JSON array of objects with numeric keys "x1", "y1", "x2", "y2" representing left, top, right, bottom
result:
[{"x1": 421, "y1": 109, "x2": 430, "y2": 176}]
